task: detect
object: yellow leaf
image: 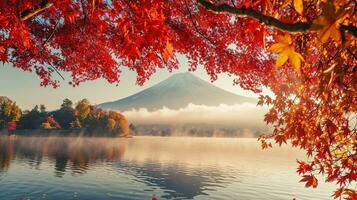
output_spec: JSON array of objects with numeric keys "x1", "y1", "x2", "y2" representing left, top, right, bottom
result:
[
  {"x1": 269, "y1": 43, "x2": 286, "y2": 53},
  {"x1": 289, "y1": 51, "x2": 304, "y2": 70},
  {"x1": 269, "y1": 34, "x2": 304, "y2": 71},
  {"x1": 293, "y1": 0, "x2": 303, "y2": 15},
  {"x1": 276, "y1": 51, "x2": 289, "y2": 67}
]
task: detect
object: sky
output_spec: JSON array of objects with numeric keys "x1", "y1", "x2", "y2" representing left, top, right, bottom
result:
[{"x1": 0, "y1": 56, "x2": 269, "y2": 110}]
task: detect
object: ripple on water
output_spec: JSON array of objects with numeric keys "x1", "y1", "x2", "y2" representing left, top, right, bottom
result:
[{"x1": 0, "y1": 136, "x2": 336, "y2": 200}]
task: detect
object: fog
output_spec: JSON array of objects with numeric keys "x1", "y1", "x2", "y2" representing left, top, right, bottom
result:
[{"x1": 123, "y1": 103, "x2": 269, "y2": 129}]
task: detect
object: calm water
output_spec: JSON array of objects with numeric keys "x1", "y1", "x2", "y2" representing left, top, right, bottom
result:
[{"x1": 0, "y1": 136, "x2": 335, "y2": 200}]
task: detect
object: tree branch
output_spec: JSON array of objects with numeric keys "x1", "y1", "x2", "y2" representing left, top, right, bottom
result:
[
  {"x1": 184, "y1": 0, "x2": 216, "y2": 46},
  {"x1": 49, "y1": 63, "x2": 65, "y2": 81},
  {"x1": 196, "y1": 0, "x2": 357, "y2": 37},
  {"x1": 197, "y1": 0, "x2": 311, "y2": 32},
  {"x1": 20, "y1": 0, "x2": 53, "y2": 21}
]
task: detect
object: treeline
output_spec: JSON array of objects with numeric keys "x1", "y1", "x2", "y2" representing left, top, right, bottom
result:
[{"x1": 0, "y1": 97, "x2": 130, "y2": 137}]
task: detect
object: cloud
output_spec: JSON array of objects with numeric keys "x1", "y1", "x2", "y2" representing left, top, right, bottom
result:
[{"x1": 123, "y1": 103, "x2": 269, "y2": 128}]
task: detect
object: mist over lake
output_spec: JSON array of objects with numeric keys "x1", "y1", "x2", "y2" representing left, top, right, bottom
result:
[{"x1": 0, "y1": 136, "x2": 335, "y2": 200}]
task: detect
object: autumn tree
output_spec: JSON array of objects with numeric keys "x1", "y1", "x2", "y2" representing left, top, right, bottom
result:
[
  {"x1": 0, "y1": 0, "x2": 356, "y2": 198},
  {"x1": 41, "y1": 116, "x2": 61, "y2": 129},
  {"x1": 0, "y1": 97, "x2": 22, "y2": 130},
  {"x1": 106, "y1": 118, "x2": 116, "y2": 132},
  {"x1": 108, "y1": 111, "x2": 130, "y2": 136},
  {"x1": 72, "y1": 99, "x2": 129, "y2": 136},
  {"x1": 70, "y1": 118, "x2": 82, "y2": 129},
  {"x1": 74, "y1": 99, "x2": 91, "y2": 122}
]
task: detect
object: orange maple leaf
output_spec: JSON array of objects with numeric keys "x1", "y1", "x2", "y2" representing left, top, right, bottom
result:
[
  {"x1": 163, "y1": 40, "x2": 174, "y2": 62},
  {"x1": 269, "y1": 34, "x2": 304, "y2": 71}
]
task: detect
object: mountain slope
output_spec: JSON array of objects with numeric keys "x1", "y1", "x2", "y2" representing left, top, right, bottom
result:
[{"x1": 99, "y1": 73, "x2": 256, "y2": 111}]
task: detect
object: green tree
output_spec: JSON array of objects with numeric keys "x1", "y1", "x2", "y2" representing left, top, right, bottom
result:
[
  {"x1": 61, "y1": 98, "x2": 73, "y2": 111},
  {"x1": 52, "y1": 99, "x2": 75, "y2": 129},
  {"x1": 40, "y1": 104, "x2": 46, "y2": 113},
  {"x1": 32, "y1": 105, "x2": 39, "y2": 112},
  {"x1": 17, "y1": 105, "x2": 46, "y2": 129}
]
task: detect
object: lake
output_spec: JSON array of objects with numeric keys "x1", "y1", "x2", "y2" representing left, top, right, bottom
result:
[{"x1": 0, "y1": 136, "x2": 334, "y2": 200}]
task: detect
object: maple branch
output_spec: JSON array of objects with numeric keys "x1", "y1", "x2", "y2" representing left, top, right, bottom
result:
[
  {"x1": 184, "y1": 0, "x2": 216, "y2": 46},
  {"x1": 49, "y1": 63, "x2": 65, "y2": 81},
  {"x1": 196, "y1": 0, "x2": 357, "y2": 37},
  {"x1": 20, "y1": 0, "x2": 53, "y2": 21},
  {"x1": 196, "y1": 0, "x2": 311, "y2": 32},
  {"x1": 43, "y1": 20, "x2": 59, "y2": 46}
]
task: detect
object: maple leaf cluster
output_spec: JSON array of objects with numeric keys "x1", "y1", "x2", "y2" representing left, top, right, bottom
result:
[
  {"x1": 0, "y1": 0, "x2": 356, "y2": 198},
  {"x1": 0, "y1": 0, "x2": 270, "y2": 88}
]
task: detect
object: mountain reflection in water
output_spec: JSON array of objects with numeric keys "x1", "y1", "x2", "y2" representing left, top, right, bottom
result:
[{"x1": 0, "y1": 136, "x2": 335, "y2": 200}]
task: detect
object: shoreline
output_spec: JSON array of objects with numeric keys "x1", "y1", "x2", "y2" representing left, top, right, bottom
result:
[{"x1": 0, "y1": 129, "x2": 131, "y2": 138}]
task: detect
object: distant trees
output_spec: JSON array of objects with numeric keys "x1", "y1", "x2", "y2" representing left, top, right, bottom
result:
[
  {"x1": 61, "y1": 99, "x2": 73, "y2": 110},
  {"x1": 0, "y1": 96, "x2": 130, "y2": 137},
  {"x1": 51, "y1": 99, "x2": 75, "y2": 129},
  {"x1": 107, "y1": 111, "x2": 129, "y2": 136},
  {"x1": 75, "y1": 99, "x2": 91, "y2": 121},
  {"x1": 18, "y1": 105, "x2": 46, "y2": 129},
  {"x1": 0, "y1": 97, "x2": 22, "y2": 130},
  {"x1": 40, "y1": 105, "x2": 46, "y2": 113},
  {"x1": 71, "y1": 100, "x2": 130, "y2": 137},
  {"x1": 129, "y1": 124, "x2": 138, "y2": 135},
  {"x1": 70, "y1": 118, "x2": 82, "y2": 129}
]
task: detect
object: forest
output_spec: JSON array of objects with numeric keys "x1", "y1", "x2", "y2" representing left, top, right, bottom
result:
[{"x1": 0, "y1": 96, "x2": 130, "y2": 137}]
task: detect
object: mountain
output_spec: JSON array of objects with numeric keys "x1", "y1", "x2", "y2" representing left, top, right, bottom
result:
[{"x1": 99, "y1": 73, "x2": 256, "y2": 111}]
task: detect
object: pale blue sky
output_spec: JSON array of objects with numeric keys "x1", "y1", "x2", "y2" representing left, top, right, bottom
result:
[{"x1": 0, "y1": 57, "x2": 265, "y2": 110}]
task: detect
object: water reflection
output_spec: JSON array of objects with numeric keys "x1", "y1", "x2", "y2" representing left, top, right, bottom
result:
[
  {"x1": 117, "y1": 161, "x2": 233, "y2": 199},
  {"x1": 0, "y1": 137, "x2": 234, "y2": 199},
  {"x1": 0, "y1": 136, "x2": 334, "y2": 200},
  {"x1": 0, "y1": 137, "x2": 127, "y2": 176}
]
